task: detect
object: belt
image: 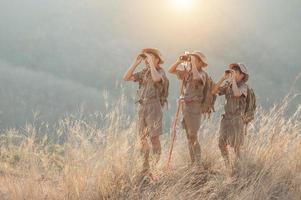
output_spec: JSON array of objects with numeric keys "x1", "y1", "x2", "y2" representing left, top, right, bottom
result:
[
  {"x1": 181, "y1": 97, "x2": 203, "y2": 104},
  {"x1": 222, "y1": 114, "x2": 243, "y2": 120},
  {"x1": 136, "y1": 98, "x2": 160, "y2": 105}
]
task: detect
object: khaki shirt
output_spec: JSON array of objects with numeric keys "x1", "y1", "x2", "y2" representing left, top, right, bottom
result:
[
  {"x1": 134, "y1": 67, "x2": 166, "y2": 101},
  {"x1": 177, "y1": 70, "x2": 207, "y2": 101},
  {"x1": 219, "y1": 82, "x2": 248, "y2": 116}
]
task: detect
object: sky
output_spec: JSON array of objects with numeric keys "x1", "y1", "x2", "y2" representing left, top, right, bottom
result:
[{"x1": 0, "y1": 0, "x2": 300, "y2": 128}]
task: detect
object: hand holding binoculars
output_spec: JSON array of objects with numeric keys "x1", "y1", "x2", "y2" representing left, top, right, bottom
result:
[
  {"x1": 179, "y1": 51, "x2": 192, "y2": 62},
  {"x1": 225, "y1": 69, "x2": 232, "y2": 74},
  {"x1": 138, "y1": 53, "x2": 147, "y2": 59},
  {"x1": 180, "y1": 55, "x2": 191, "y2": 61}
]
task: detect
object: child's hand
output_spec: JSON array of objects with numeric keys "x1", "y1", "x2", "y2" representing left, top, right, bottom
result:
[
  {"x1": 145, "y1": 53, "x2": 155, "y2": 64},
  {"x1": 134, "y1": 54, "x2": 143, "y2": 65}
]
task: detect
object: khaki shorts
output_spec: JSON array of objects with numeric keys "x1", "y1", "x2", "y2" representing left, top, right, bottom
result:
[
  {"x1": 219, "y1": 115, "x2": 245, "y2": 148},
  {"x1": 182, "y1": 102, "x2": 202, "y2": 136},
  {"x1": 138, "y1": 100, "x2": 163, "y2": 138}
]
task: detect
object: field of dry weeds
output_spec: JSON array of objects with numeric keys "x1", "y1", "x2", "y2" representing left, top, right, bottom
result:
[{"x1": 0, "y1": 95, "x2": 300, "y2": 200}]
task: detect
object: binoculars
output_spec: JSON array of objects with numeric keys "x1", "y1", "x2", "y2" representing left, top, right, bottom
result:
[
  {"x1": 139, "y1": 54, "x2": 147, "y2": 59},
  {"x1": 225, "y1": 69, "x2": 232, "y2": 74},
  {"x1": 180, "y1": 55, "x2": 191, "y2": 61}
]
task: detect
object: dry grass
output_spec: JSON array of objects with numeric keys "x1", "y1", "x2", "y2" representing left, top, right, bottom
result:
[{"x1": 0, "y1": 96, "x2": 300, "y2": 200}]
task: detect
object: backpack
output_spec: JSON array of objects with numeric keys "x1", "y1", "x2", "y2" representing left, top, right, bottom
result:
[
  {"x1": 242, "y1": 86, "x2": 256, "y2": 124},
  {"x1": 156, "y1": 71, "x2": 169, "y2": 107},
  {"x1": 200, "y1": 73, "x2": 217, "y2": 115}
]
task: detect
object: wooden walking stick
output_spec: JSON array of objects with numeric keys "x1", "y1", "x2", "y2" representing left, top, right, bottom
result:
[
  {"x1": 165, "y1": 97, "x2": 183, "y2": 169},
  {"x1": 165, "y1": 64, "x2": 188, "y2": 170}
]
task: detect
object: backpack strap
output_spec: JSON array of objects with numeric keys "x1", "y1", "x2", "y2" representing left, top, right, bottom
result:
[{"x1": 153, "y1": 68, "x2": 169, "y2": 108}]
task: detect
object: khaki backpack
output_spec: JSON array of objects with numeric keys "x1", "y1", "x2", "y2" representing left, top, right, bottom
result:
[
  {"x1": 200, "y1": 73, "x2": 217, "y2": 115},
  {"x1": 242, "y1": 86, "x2": 256, "y2": 124},
  {"x1": 155, "y1": 71, "x2": 169, "y2": 107}
]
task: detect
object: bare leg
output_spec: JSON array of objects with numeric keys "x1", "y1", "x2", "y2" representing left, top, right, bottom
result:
[
  {"x1": 140, "y1": 136, "x2": 150, "y2": 172},
  {"x1": 186, "y1": 132, "x2": 201, "y2": 166},
  {"x1": 234, "y1": 145, "x2": 241, "y2": 161},
  {"x1": 150, "y1": 135, "x2": 161, "y2": 165},
  {"x1": 185, "y1": 130, "x2": 195, "y2": 165},
  {"x1": 219, "y1": 142, "x2": 230, "y2": 168}
]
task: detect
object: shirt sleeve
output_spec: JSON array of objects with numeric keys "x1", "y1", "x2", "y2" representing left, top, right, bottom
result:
[
  {"x1": 159, "y1": 69, "x2": 166, "y2": 80},
  {"x1": 133, "y1": 71, "x2": 143, "y2": 82},
  {"x1": 239, "y1": 84, "x2": 248, "y2": 97},
  {"x1": 218, "y1": 84, "x2": 228, "y2": 96},
  {"x1": 199, "y1": 71, "x2": 207, "y2": 84}
]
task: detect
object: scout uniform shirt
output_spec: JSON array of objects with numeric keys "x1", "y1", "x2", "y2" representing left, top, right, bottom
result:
[
  {"x1": 218, "y1": 81, "x2": 248, "y2": 148},
  {"x1": 177, "y1": 69, "x2": 207, "y2": 135},
  {"x1": 133, "y1": 67, "x2": 166, "y2": 137}
]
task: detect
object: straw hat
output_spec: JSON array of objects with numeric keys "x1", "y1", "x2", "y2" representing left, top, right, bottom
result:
[
  {"x1": 141, "y1": 48, "x2": 164, "y2": 64},
  {"x1": 229, "y1": 63, "x2": 248, "y2": 74},
  {"x1": 190, "y1": 51, "x2": 208, "y2": 67},
  {"x1": 229, "y1": 63, "x2": 249, "y2": 82}
]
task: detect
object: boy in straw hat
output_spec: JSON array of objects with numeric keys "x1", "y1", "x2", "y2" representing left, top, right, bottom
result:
[
  {"x1": 123, "y1": 48, "x2": 168, "y2": 175},
  {"x1": 212, "y1": 63, "x2": 249, "y2": 168},
  {"x1": 168, "y1": 51, "x2": 212, "y2": 167}
]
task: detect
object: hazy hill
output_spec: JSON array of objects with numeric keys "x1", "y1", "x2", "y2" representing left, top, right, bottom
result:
[{"x1": 0, "y1": 0, "x2": 300, "y2": 128}]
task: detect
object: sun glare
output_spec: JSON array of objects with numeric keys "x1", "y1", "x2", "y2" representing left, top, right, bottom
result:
[{"x1": 170, "y1": 0, "x2": 194, "y2": 10}]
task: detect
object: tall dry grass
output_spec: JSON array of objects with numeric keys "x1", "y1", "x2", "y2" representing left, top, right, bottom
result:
[{"x1": 0, "y1": 94, "x2": 300, "y2": 200}]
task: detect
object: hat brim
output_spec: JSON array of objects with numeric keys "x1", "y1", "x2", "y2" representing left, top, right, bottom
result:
[
  {"x1": 141, "y1": 48, "x2": 164, "y2": 64},
  {"x1": 229, "y1": 63, "x2": 248, "y2": 74},
  {"x1": 189, "y1": 53, "x2": 208, "y2": 67},
  {"x1": 229, "y1": 63, "x2": 239, "y2": 69},
  {"x1": 228, "y1": 64, "x2": 249, "y2": 82}
]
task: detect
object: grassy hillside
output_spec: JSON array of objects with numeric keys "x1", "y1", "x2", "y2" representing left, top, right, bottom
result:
[{"x1": 0, "y1": 95, "x2": 300, "y2": 199}]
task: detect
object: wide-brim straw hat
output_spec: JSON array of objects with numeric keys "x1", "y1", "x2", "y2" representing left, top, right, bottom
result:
[
  {"x1": 141, "y1": 48, "x2": 164, "y2": 64},
  {"x1": 189, "y1": 51, "x2": 208, "y2": 67},
  {"x1": 229, "y1": 63, "x2": 249, "y2": 82}
]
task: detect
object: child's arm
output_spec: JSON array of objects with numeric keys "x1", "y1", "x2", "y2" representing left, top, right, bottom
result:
[{"x1": 123, "y1": 55, "x2": 143, "y2": 81}]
